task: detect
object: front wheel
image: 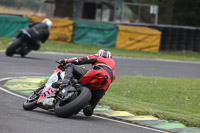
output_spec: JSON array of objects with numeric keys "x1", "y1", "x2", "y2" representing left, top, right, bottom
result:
[
  {"x1": 55, "y1": 86, "x2": 92, "y2": 118},
  {"x1": 23, "y1": 92, "x2": 39, "y2": 111},
  {"x1": 5, "y1": 38, "x2": 22, "y2": 56}
]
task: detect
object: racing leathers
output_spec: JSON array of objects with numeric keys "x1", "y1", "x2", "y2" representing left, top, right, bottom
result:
[
  {"x1": 61, "y1": 54, "x2": 116, "y2": 111},
  {"x1": 17, "y1": 22, "x2": 50, "y2": 51}
]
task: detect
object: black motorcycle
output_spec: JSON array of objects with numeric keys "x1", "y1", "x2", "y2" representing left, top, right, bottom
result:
[
  {"x1": 5, "y1": 29, "x2": 40, "y2": 57},
  {"x1": 23, "y1": 62, "x2": 92, "y2": 118}
]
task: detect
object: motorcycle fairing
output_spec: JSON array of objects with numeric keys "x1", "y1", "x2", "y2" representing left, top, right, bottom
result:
[
  {"x1": 37, "y1": 65, "x2": 65, "y2": 104},
  {"x1": 37, "y1": 87, "x2": 56, "y2": 104},
  {"x1": 79, "y1": 70, "x2": 108, "y2": 90}
]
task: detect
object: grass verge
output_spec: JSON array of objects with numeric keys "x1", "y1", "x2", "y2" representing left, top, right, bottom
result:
[
  {"x1": 101, "y1": 76, "x2": 200, "y2": 127},
  {"x1": 1, "y1": 37, "x2": 200, "y2": 62}
]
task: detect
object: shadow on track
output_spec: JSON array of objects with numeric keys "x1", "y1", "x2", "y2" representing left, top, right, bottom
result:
[
  {"x1": 29, "y1": 109, "x2": 94, "y2": 120},
  {"x1": 6, "y1": 55, "x2": 54, "y2": 61}
]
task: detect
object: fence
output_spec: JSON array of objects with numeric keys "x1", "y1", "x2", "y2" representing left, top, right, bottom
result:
[{"x1": 114, "y1": 2, "x2": 158, "y2": 25}]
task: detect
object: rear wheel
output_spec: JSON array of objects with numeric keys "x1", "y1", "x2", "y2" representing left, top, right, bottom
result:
[
  {"x1": 55, "y1": 86, "x2": 91, "y2": 118},
  {"x1": 5, "y1": 38, "x2": 22, "y2": 56}
]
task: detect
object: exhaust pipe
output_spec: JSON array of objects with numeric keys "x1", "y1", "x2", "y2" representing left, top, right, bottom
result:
[{"x1": 43, "y1": 98, "x2": 56, "y2": 107}]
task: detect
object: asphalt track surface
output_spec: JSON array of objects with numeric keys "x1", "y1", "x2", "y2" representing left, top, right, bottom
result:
[{"x1": 0, "y1": 51, "x2": 200, "y2": 133}]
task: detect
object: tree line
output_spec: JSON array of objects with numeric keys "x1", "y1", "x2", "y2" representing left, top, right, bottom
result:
[
  {"x1": 1, "y1": 0, "x2": 200, "y2": 27},
  {"x1": 0, "y1": 0, "x2": 46, "y2": 11},
  {"x1": 54, "y1": 0, "x2": 200, "y2": 27}
]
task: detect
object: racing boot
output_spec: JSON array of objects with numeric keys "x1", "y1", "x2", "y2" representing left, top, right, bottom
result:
[
  {"x1": 52, "y1": 79, "x2": 70, "y2": 89},
  {"x1": 83, "y1": 104, "x2": 93, "y2": 116},
  {"x1": 34, "y1": 84, "x2": 45, "y2": 95},
  {"x1": 52, "y1": 63, "x2": 73, "y2": 89}
]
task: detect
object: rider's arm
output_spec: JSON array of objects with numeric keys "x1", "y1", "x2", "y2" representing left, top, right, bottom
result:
[
  {"x1": 39, "y1": 29, "x2": 50, "y2": 43},
  {"x1": 66, "y1": 55, "x2": 97, "y2": 65},
  {"x1": 28, "y1": 22, "x2": 41, "y2": 28}
]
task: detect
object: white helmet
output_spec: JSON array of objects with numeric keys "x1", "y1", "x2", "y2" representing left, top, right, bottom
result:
[
  {"x1": 42, "y1": 18, "x2": 52, "y2": 29},
  {"x1": 97, "y1": 49, "x2": 112, "y2": 58}
]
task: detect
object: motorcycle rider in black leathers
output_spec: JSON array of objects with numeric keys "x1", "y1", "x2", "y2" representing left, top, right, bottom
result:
[{"x1": 16, "y1": 18, "x2": 52, "y2": 54}]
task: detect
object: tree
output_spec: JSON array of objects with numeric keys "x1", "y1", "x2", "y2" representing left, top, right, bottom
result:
[
  {"x1": 54, "y1": 0, "x2": 74, "y2": 18},
  {"x1": 139, "y1": 0, "x2": 200, "y2": 26},
  {"x1": 172, "y1": 0, "x2": 200, "y2": 26},
  {"x1": 53, "y1": 0, "x2": 200, "y2": 26}
]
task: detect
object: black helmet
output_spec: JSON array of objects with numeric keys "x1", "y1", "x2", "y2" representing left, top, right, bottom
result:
[{"x1": 97, "y1": 49, "x2": 112, "y2": 58}]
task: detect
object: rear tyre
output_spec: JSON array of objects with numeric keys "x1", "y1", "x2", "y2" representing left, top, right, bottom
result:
[
  {"x1": 55, "y1": 86, "x2": 91, "y2": 118},
  {"x1": 20, "y1": 48, "x2": 30, "y2": 57},
  {"x1": 5, "y1": 38, "x2": 22, "y2": 56},
  {"x1": 23, "y1": 93, "x2": 39, "y2": 111},
  {"x1": 83, "y1": 105, "x2": 93, "y2": 116}
]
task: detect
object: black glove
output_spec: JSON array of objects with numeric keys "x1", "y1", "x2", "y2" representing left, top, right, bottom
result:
[{"x1": 58, "y1": 59, "x2": 66, "y2": 66}]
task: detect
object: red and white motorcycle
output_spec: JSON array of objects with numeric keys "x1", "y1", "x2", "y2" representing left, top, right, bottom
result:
[{"x1": 23, "y1": 61, "x2": 91, "y2": 118}]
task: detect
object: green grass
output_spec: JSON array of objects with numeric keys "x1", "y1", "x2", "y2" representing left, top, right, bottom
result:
[
  {"x1": 101, "y1": 76, "x2": 200, "y2": 127},
  {"x1": 1, "y1": 37, "x2": 200, "y2": 62}
]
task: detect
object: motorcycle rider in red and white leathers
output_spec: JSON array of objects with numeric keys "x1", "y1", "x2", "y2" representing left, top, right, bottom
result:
[{"x1": 56, "y1": 49, "x2": 116, "y2": 116}]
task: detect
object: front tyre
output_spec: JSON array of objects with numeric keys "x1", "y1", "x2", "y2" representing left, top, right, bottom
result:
[
  {"x1": 55, "y1": 86, "x2": 91, "y2": 118},
  {"x1": 5, "y1": 38, "x2": 22, "y2": 56},
  {"x1": 23, "y1": 93, "x2": 39, "y2": 111}
]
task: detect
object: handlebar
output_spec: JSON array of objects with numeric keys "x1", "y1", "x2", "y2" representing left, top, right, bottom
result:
[
  {"x1": 56, "y1": 61, "x2": 66, "y2": 65},
  {"x1": 56, "y1": 61, "x2": 61, "y2": 64}
]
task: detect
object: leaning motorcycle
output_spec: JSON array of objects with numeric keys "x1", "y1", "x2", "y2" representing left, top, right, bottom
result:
[
  {"x1": 5, "y1": 29, "x2": 37, "y2": 57},
  {"x1": 23, "y1": 62, "x2": 92, "y2": 118}
]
